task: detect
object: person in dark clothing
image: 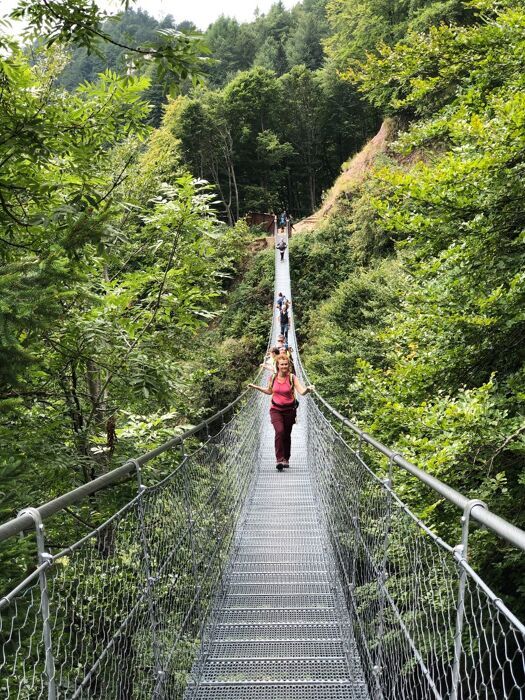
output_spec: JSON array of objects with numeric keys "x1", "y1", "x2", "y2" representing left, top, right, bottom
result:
[
  {"x1": 279, "y1": 302, "x2": 290, "y2": 339},
  {"x1": 275, "y1": 293, "x2": 287, "y2": 312},
  {"x1": 278, "y1": 211, "x2": 287, "y2": 233},
  {"x1": 276, "y1": 238, "x2": 287, "y2": 261},
  {"x1": 249, "y1": 355, "x2": 314, "y2": 470}
]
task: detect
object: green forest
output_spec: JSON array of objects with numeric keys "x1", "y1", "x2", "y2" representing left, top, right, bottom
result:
[{"x1": 1, "y1": 0, "x2": 524, "y2": 627}]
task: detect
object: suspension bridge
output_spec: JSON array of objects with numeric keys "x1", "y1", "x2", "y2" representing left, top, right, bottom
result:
[{"x1": 1, "y1": 226, "x2": 525, "y2": 699}]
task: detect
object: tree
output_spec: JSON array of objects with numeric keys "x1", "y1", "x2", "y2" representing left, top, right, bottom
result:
[
  {"x1": 279, "y1": 65, "x2": 324, "y2": 210},
  {"x1": 254, "y1": 36, "x2": 289, "y2": 75},
  {"x1": 204, "y1": 16, "x2": 256, "y2": 87},
  {"x1": 324, "y1": 0, "x2": 471, "y2": 71},
  {"x1": 285, "y1": 0, "x2": 330, "y2": 71},
  {"x1": 174, "y1": 93, "x2": 240, "y2": 224},
  {"x1": 8, "y1": 1, "x2": 208, "y2": 88},
  {"x1": 252, "y1": 1, "x2": 293, "y2": 75}
]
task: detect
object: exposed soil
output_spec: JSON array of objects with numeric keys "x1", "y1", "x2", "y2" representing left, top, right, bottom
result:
[{"x1": 293, "y1": 119, "x2": 396, "y2": 235}]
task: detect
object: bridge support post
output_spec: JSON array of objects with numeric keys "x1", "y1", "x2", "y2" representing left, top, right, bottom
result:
[
  {"x1": 450, "y1": 499, "x2": 487, "y2": 700},
  {"x1": 19, "y1": 507, "x2": 57, "y2": 700},
  {"x1": 131, "y1": 460, "x2": 165, "y2": 699},
  {"x1": 356, "y1": 432, "x2": 364, "y2": 459},
  {"x1": 373, "y1": 455, "x2": 397, "y2": 700}
]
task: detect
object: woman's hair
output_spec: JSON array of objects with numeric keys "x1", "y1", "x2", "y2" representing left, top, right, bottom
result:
[
  {"x1": 269, "y1": 355, "x2": 292, "y2": 389},
  {"x1": 275, "y1": 355, "x2": 290, "y2": 370}
]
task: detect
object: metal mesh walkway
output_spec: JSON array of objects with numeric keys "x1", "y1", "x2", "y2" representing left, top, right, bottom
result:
[
  {"x1": 2, "y1": 226, "x2": 525, "y2": 699},
  {"x1": 184, "y1": 235, "x2": 369, "y2": 698}
]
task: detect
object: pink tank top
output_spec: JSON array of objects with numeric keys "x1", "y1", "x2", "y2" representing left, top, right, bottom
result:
[{"x1": 271, "y1": 374, "x2": 295, "y2": 408}]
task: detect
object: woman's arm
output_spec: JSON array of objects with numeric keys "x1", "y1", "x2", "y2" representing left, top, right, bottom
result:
[
  {"x1": 293, "y1": 376, "x2": 315, "y2": 396},
  {"x1": 248, "y1": 383, "x2": 272, "y2": 395}
]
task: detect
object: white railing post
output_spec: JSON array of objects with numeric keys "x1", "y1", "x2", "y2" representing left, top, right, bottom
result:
[
  {"x1": 19, "y1": 507, "x2": 57, "y2": 700},
  {"x1": 450, "y1": 499, "x2": 487, "y2": 700}
]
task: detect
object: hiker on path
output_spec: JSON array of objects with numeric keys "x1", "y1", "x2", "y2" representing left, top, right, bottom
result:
[
  {"x1": 278, "y1": 210, "x2": 287, "y2": 233},
  {"x1": 276, "y1": 333, "x2": 288, "y2": 350},
  {"x1": 275, "y1": 293, "x2": 287, "y2": 312},
  {"x1": 249, "y1": 354, "x2": 314, "y2": 470},
  {"x1": 279, "y1": 301, "x2": 290, "y2": 340},
  {"x1": 276, "y1": 238, "x2": 287, "y2": 261},
  {"x1": 261, "y1": 347, "x2": 280, "y2": 373}
]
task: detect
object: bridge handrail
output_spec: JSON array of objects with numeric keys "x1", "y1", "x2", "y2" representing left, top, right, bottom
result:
[
  {"x1": 0, "y1": 389, "x2": 251, "y2": 544},
  {"x1": 0, "y1": 295, "x2": 278, "y2": 545},
  {"x1": 310, "y1": 385, "x2": 525, "y2": 553}
]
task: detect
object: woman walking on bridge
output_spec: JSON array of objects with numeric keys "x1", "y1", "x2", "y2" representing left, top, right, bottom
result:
[
  {"x1": 279, "y1": 301, "x2": 290, "y2": 340},
  {"x1": 249, "y1": 355, "x2": 313, "y2": 471}
]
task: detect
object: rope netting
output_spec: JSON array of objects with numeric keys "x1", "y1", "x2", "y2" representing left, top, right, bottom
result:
[
  {"x1": 0, "y1": 388, "x2": 266, "y2": 699},
  {"x1": 304, "y1": 393, "x2": 525, "y2": 699}
]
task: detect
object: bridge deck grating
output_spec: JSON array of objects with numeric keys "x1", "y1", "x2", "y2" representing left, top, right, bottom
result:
[
  {"x1": 207, "y1": 640, "x2": 347, "y2": 658},
  {"x1": 213, "y1": 623, "x2": 342, "y2": 641},
  {"x1": 185, "y1": 236, "x2": 368, "y2": 699},
  {"x1": 190, "y1": 683, "x2": 369, "y2": 699},
  {"x1": 199, "y1": 658, "x2": 351, "y2": 682}
]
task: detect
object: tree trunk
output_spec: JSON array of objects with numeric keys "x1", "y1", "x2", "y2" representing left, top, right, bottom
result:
[
  {"x1": 210, "y1": 160, "x2": 233, "y2": 225},
  {"x1": 309, "y1": 170, "x2": 316, "y2": 212},
  {"x1": 86, "y1": 358, "x2": 106, "y2": 427}
]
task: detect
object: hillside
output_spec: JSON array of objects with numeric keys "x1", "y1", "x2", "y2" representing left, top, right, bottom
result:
[
  {"x1": 294, "y1": 118, "x2": 396, "y2": 233},
  {"x1": 287, "y1": 2, "x2": 525, "y2": 613}
]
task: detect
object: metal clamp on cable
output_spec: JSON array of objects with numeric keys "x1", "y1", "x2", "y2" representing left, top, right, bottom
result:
[
  {"x1": 128, "y1": 458, "x2": 145, "y2": 491},
  {"x1": 458, "y1": 498, "x2": 487, "y2": 561},
  {"x1": 18, "y1": 507, "x2": 44, "y2": 534},
  {"x1": 384, "y1": 453, "x2": 401, "y2": 489}
]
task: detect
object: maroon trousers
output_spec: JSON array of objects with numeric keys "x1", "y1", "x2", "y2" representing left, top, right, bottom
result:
[{"x1": 270, "y1": 407, "x2": 296, "y2": 462}]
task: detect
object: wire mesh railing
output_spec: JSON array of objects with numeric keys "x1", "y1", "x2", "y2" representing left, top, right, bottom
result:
[
  {"x1": 284, "y1": 221, "x2": 525, "y2": 699},
  {"x1": 2, "y1": 222, "x2": 525, "y2": 700},
  {"x1": 303, "y1": 388, "x2": 525, "y2": 699},
  {"x1": 0, "y1": 385, "x2": 268, "y2": 700}
]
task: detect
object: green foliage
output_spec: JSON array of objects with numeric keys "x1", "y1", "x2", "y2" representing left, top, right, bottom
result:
[
  {"x1": 6, "y1": 1, "x2": 379, "y2": 221},
  {"x1": 205, "y1": 0, "x2": 330, "y2": 85},
  {"x1": 289, "y1": 205, "x2": 359, "y2": 334},
  {"x1": 173, "y1": 63, "x2": 377, "y2": 220},
  {"x1": 51, "y1": 8, "x2": 203, "y2": 125},
  {"x1": 286, "y1": 0, "x2": 331, "y2": 70},
  {"x1": 0, "y1": 47, "x2": 150, "y2": 385},
  {"x1": 0, "y1": 37, "x2": 268, "y2": 548},
  {"x1": 304, "y1": 260, "x2": 402, "y2": 413},
  {"x1": 42, "y1": 1, "x2": 332, "y2": 96},
  {"x1": 298, "y1": 0, "x2": 525, "y2": 608},
  {"x1": 7, "y1": 3, "x2": 208, "y2": 96},
  {"x1": 204, "y1": 16, "x2": 257, "y2": 87},
  {"x1": 219, "y1": 249, "x2": 275, "y2": 358},
  {"x1": 325, "y1": 0, "x2": 471, "y2": 70}
]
